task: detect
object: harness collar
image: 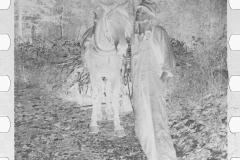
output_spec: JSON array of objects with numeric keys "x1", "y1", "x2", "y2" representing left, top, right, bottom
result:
[{"x1": 90, "y1": 42, "x2": 117, "y2": 57}]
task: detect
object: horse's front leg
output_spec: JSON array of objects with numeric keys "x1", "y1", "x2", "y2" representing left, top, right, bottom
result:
[
  {"x1": 89, "y1": 84, "x2": 100, "y2": 133},
  {"x1": 112, "y1": 79, "x2": 125, "y2": 137},
  {"x1": 105, "y1": 81, "x2": 114, "y2": 120},
  {"x1": 97, "y1": 85, "x2": 104, "y2": 121}
]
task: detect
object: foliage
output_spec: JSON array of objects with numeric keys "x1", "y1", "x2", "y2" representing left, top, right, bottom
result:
[
  {"x1": 14, "y1": 37, "x2": 88, "y2": 98},
  {"x1": 165, "y1": 36, "x2": 227, "y2": 160},
  {"x1": 15, "y1": 0, "x2": 100, "y2": 42},
  {"x1": 168, "y1": 34, "x2": 227, "y2": 102},
  {"x1": 155, "y1": 0, "x2": 227, "y2": 49},
  {"x1": 15, "y1": 0, "x2": 227, "y2": 50}
]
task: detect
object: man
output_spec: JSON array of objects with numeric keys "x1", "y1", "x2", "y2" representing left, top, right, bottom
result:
[{"x1": 131, "y1": 0, "x2": 178, "y2": 159}]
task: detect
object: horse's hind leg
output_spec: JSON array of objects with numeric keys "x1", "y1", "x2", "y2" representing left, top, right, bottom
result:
[{"x1": 112, "y1": 79, "x2": 125, "y2": 137}]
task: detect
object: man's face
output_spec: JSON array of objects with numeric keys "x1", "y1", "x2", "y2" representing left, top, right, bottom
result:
[{"x1": 135, "y1": 7, "x2": 152, "y2": 22}]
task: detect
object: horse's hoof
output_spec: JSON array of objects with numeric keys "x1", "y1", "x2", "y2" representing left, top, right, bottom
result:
[
  {"x1": 114, "y1": 129, "x2": 125, "y2": 137},
  {"x1": 106, "y1": 114, "x2": 114, "y2": 120},
  {"x1": 89, "y1": 126, "x2": 99, "y2": 133},
  {"x1": 97, "y1": 114, "x2": 103, "y2": 121}
]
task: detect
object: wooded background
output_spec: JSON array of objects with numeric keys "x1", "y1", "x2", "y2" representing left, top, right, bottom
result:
[
  {"x1": 14, "y1": 0, "x2": 228, "y2": 104},
  {"x1": 15, "y1": 0, "x2": 226, "y2": 48}
]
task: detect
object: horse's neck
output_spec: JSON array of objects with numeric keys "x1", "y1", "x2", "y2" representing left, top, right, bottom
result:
[{"x1": 94, "y1": 16, "x2": 115, "y2": 51}]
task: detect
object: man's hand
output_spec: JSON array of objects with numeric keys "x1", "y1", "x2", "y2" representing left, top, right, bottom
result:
[{"x1": 117, "y1": 44, "x2": 128, "y2": 56}]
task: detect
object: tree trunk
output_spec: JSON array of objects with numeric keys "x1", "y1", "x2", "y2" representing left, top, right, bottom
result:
[
  {"x1": 31, "y1": 24, "x2": 35, "y2": 44},
  {"x1": 18, "y1": 0, "x2": 23, "y2": 41},
  {"x1": 60, "y1": 4, "x2": 64, "y2": 40}
]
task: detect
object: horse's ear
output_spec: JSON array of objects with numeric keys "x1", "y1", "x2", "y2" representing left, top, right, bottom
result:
[
  {"x1": 120, "y1": 0, "x2": 129, "y2": 9},
  {"x1": 97, "y1": 1, "x2": 109, "y2": 11}
]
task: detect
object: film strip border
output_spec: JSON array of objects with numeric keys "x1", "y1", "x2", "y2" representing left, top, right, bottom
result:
[
  {"x1": 228, "y1": 0, "x2": 240, "y2": 160},
  {"x1": 0, "y1": 0, "x2": 239, "y2": 160},
  {"x1": 0, "y1": 0, "x2": 13, "y2": 160}
]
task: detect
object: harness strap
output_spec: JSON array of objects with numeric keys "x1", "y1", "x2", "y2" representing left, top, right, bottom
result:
[
  {"x1": 104, "y1": 4, "x2": 120, "y2": 44},
  {"x1": 89, "y1": 42, "x2": 116, "y2": 57}
]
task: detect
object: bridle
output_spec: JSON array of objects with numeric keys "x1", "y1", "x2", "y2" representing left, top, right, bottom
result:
[
  {"x1": 92, "y1": 4, "x2": 131, "y2": 56},
  {"x1": 102, "y1": 3, "x2": 131, "y2": 47}
]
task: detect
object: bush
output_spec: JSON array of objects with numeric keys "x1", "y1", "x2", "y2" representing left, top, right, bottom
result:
[
  {"x1": 168, "y1": 36, "x2": 227, "y2": 101},
  {"x1": 166, "y1": 37, "x2": 227, "y2": 160},
  {"x1": 15, "y1": 38, "x2": 86, "y2": 96}
]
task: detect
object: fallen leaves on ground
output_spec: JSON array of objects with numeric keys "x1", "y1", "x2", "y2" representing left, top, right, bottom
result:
[{"x1": 15, "y1": 84, "x2": 226, "y2": 160}]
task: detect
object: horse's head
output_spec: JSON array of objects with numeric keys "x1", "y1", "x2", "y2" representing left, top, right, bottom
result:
[{"x1": 94, "y1": 0, "x2": 133, "y2": 54}]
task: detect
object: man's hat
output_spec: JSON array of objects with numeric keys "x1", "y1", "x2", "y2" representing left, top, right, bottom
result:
[{"x1": 137, "y1": 0, "x2": 157, "y2": 16}]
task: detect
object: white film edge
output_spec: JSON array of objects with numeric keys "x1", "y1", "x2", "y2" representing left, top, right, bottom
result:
[
  {"x1": 0, "y1": 0, "x2": 12, "y2": 159},
  {"x1": 0, "y1": 117, "x2": 11, "y2": 133},
  {"x1": 228, "y1": 0, "x2": 240, "y2": 141},
  {"x1": 0, "y1": 35, "x2": 10, "y2": 51},
  {"x1": 229, "y1": 0, "x2": 240, "y2": 9},
  {"x1": 0, "y1": 0, "x2": 10, "y2": 10},
  {"x1": 0, "y1": 0, "x2": 239, "y2": 159},
  {"x1": 0, "y1": 76, "x2": 11, "y2": 92},
  {"x1": 229, "y1": 76, "x2": 240, "y2": 92},
  {"x1": 229, "y1": 117, "x2": 240, "y2": 133},
  {"x1": 229, "y1": 35, "x2": 240, "y2": 51}
]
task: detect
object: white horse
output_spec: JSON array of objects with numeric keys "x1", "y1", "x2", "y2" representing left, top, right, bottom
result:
[{"x1": 81, "y1": 0, "x2": 132, "y2": 137}]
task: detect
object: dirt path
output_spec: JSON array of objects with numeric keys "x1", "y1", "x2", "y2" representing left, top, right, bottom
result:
[
  {"x1": 14, "y1": 85, "x2": 226, "y2": 160},
  {"x1": 15, "y1": 85, "x2": 147, "y2": 160}
]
